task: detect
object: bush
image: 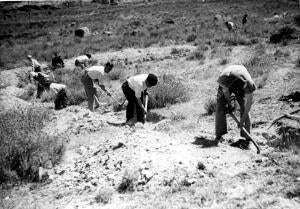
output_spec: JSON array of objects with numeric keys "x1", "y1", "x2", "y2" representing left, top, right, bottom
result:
[
  {"x1": 95, "y1": 187, "x2": 113, "y2": 204},
  {"x1": 53, "y1": 68, "x2": 86, "y2": 105},
  {"x1": 0, "y1": 106, "x2": 64, "y2": 184},
  {"x1": 186, "y1": 34, "x2": 197, "y2": 42},
  {"x1": 294, "y1": 14, "x2": 300, "y2": 27},
  {"x1": 117, "y1": 168, "x2": 139, "y2": 193},
  {"x1": 204, "y1": 97, "x2": 217, "y2": 115},
  {"x1": 108, "y1": 66, "x2": 126, "y2": 80},
  {"x1": 187, "y1": 47, "x2": 205, "y2": 61},
  {"x1": 148, "y1": 74, "x2": 189, "y2": 109}
]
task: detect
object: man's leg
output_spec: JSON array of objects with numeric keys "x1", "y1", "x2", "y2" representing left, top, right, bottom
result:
[
  {"x1": 136, "y1": 93, "x2": 145, "y2": 123},
  {"x1": 122, "y1": 82, "x2": 135, "y2": 122},
  {"x1": 215, "y1": 86, "x2": 227, "y2": 139},
  {"x1": 237, "y1": 96, "x2": 251, "y2": 139},
  {"x1": 81, "y1": 74, "x2": 95, "y2": 112}
]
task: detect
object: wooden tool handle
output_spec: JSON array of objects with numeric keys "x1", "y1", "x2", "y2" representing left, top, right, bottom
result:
[{"x1": 229, "y1": 112, "x2": 260, "y2": 154}]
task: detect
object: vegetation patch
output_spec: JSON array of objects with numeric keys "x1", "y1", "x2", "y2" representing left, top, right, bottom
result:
[
  {"x1": 204, "y1": 97, "x2": 217, "y2": 115},
  {"x1": 0, "y1": 106, "x2": 64, "y2": 184},
  {"x1": 95, "y1": 187, "x2": 114, "y2": 204},
  {"x1": 17, "y1": 83, "x2": 36, "y2": 101},
  {"x1": 148, "y1": 74, "x2": 189, "y2": 109},
  {"x1": 53, "y1": 68, "x2": 86, "y2": 105}
]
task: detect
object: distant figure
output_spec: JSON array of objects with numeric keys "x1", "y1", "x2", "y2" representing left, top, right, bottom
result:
[
  {"x1": 214, "y1": 65, "x2": 256, "y2": 147},
  {"x1": 81, "y1": 62, "x2": 114, "y2": 112},
  {"x1": 242, "y1": 14, "x2": 248, "y2": 25},
  {"x1": 49, "y1": 83, "x2": 68, "y2": 110},
  {"x1": 52, "y1": 53, "x2": 64, "y2": 69},
  {"x1": 225, "y1": 21, "x2": 234, "y2": 31},
  {"x1": 75, "y1": 54, "x2": 92, "y2": 68},
  {"x1": 30, "y1": 72, "x2": 51, "y2": 98},
  {"x1": 27, "y1": 55, "x2": 42, "y2": 72},
  {"x1": 122, "y1": 73, "x2": 158, "y2": 124}
]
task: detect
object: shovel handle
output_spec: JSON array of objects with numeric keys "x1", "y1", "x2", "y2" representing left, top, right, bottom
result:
[
  {"x1": 144, "y1": 94, "x2": 149, "y2": 119},
  {"x1": 229, "y1": 112, "x2": 260, "y2": 154}
]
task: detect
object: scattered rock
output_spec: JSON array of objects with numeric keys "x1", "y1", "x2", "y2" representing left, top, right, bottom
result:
[
  {"x1": 112, "y1": 142, "x2": 125, "y2": 150},
  {"x1": 75, "y1": 27, "x2": 91, "y2": 38},
  {"x1": 197, "y1": 162, "x2": 206, "y2": 170},
  {"x1": 38, "y1": 167, "x2": 49, "y2": 182}
]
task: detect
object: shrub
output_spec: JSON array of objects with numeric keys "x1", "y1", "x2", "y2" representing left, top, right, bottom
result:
[
  {"x1": 170, "y1": 111, "x2": 186, "y2": 121},
  {"x1": 187, "y1": 47, "x2": 205, "y2": 61},
  {"x1": 95, "y1": 187, "x2": 113, "y2": 204},
  {"x1": 117, "y1": 168, "x2": 139, "y2": 193},
  {"x1": 18, "y1": 83, "x2": 36, "y2": 101},
  {"x1": 108, "y1": 66, "x2": 126, "y2": 80},
  {"x1": 0, "y1": 106, "x2": 64, "y2": 184},
  {"x1": 148, "y1": 74, "x2": 189, "y2": 109},
  {"x1": 219, "y1": 58, "x2": 228, "y2": 65},
  {"x1": 204, "y1": 97, "x2": 217, "y2": 115},
  {"x1": 53, "y1": 68, "x2": 86, "y2": 105},
  {"x1": 186, "y1": 34, "x2": 197, "y2": 42}
]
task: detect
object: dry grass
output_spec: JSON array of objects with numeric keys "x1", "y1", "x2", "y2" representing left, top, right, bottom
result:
[
  {"x1": 17, "y1": 83, "x2": 36, "y2": 101},
  {"x1": 117, "y1": 168, "x2": 139, "y2": 193},
  {"x1": 148, "y1": 74, "x2": 189, "y2": 109},
  {"x1": 204, "y1": 97, "x2": 217, "y2": 115},
  {"x1": 95, "y1": 187, "x2": 114, "y2": 204},
  {"x1": 0, "y1": 106, "x2": 64, "y2": 184},
  {"x1": 53, "y1": 68, "x2": 86, "y2": 105}
]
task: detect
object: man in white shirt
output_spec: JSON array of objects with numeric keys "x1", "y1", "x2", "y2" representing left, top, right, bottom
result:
[
  {"x1": 214, "y1": 65, "x2": 256, "y2": 147},
  {"x1": 81, "y1": 62, "x2": 113, "y2": 112},
  {"x1": 49, "y1": 83, "x2": 68, "y2": 110},
  {"x1": 27, "y1": 55, "x2": 42, "y2": 72},
  {"x1": 122, "y1": 73, "x2": 158, "y2": 124},
  {"x1": 75, "y1": 54, "x2": 92, "y2": 68}
]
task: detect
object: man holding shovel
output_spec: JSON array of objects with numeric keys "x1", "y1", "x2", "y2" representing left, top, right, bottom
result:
[
  {"x1": 81, "y1": 62, "x2": 114, "y2": 112},
  {"x1": 122, "y1": 73, "x2": 158, "y2": 125},
  {"x1": 214, "y1": 65, "x2": 256, "y2": 149}
]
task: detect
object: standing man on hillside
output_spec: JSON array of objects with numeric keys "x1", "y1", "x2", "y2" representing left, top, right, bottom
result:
[
  {"x1": 27, "y1": 55, "x2": 42, "y2": 72},
  {"x1": 81, "y1": 62, "x2": 114, "y2": 112},
  {"x1": 214, "y1": 65, "x2": 256, "y2": 148},
  {"x1": 122, "y1": 73, "x2": 158, "y2": 125}
]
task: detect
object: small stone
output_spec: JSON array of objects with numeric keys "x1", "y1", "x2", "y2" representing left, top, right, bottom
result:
[
  {"x1": 83, "y1": 112, "x2": 89, "y2": 117},
  {"x1": 38, "y1": 167, "x2": 49, "y2": 182},
  {"x1": 197, "y1": 162, "x2": 206, "y2": 170}
]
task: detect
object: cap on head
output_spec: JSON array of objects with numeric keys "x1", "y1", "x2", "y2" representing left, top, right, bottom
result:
[
  {"x1": 146, "y1": 74, "x2": 158, "y2": 87},
  {"x1": 86, "y1": 54, "x2": 92, "y2": 59}
]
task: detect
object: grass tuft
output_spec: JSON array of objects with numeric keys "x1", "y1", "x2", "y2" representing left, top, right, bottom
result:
[
  {"x1": 0, "y1": 106, "x2": 65, "y2": 184},
  {"x1": 204, "y1": 97, "x2": 217, "y2": 115},
  {"x1": 148, "y1": 74, "x2": 189, "y2": 109},
  {"x1": 95, "y1": 187, "x2": 114, "y2": 204}
]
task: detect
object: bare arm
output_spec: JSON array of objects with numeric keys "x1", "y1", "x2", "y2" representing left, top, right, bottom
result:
[
  {"x1": 220, "y1": 84, "x2": 231, "y2": 104},
  {"x1": 240, "y1": 93, "x2": 253, "y2": 126}
]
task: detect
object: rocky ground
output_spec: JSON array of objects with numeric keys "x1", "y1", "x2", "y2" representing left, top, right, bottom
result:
[{"x1": 0, "y1": 43, "x2": 300, "y2": 209}]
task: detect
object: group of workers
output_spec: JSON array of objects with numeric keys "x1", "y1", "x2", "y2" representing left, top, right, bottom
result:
[{"x1": 27, "y1": 53, "x2": 256, "y2": 148}]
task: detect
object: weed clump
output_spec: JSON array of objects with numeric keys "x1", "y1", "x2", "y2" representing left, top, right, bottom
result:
[
  {"x1": 117, "y1": 168, "x2": 139, "y2": 193},
  {"x1": 0, "y1": 106, "x2": 64, "y2": 184},
  {"x1": 204, "y1": 97, "x2": 217, "y2": 115},
  {"x1": 148, "y1": 74, "x2": 189, "y2": 109},
  {"x1": 53, "y1": 68, "x2": 86, "y2": 105},
  {"x1": 18, "y1": 83, "x2": 36, "y2": 101},
  {"x1": 95, "y1": 187, "x2": 113, "y2": 204}
]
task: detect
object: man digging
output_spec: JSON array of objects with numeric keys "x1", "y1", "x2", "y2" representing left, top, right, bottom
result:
[
  {"x1": 27, "y1": 55, "x2": 42, "y2": 72},
  {"x1": 81, "y1": 62, "x2": 114, "y2": 112},
  {"x1": 214, "y1": 65, "x2": 256, "y2": 149},
  {"x1": 122, "y1": 73, "x2": 158, "y2": 125}
]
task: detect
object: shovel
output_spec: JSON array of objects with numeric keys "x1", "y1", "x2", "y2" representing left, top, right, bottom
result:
[
  {"x1": 229, "y1": 112, "x2": 260, "y2": 154},
  {"x1": 144, "y1": 94, "x2": 149, "y2": 121}
]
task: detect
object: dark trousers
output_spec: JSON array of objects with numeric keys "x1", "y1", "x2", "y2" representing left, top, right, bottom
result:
[
  {"x1": 215, "y1": 86, "x2": 251, "y2": 139},
  {"x1": 54, "y1": 89, "x2": 68, "y2": 110},
  {"x1": 34, "y1": 66, "x2": 42, "y2": 72},
  {"x1": 122, "y1": 81, "x2": 145, "y2": 123}
]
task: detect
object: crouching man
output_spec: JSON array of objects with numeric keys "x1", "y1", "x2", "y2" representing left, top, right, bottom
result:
[
  {"x1": 215, "y1": 65, "x2": 256, "y2": 147},
  {"x1": 49, "y1": 83, "x2": 68, "y2": 110},
  {"x1": 30, "y1": 72, "x2": 51, "y2": 98},
  {"x1": 122, "y1": 73, "x2": 158, "y2": 125},
  {"x1": 81, "y1": 62, "x2": 114, "y2": 112}
]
